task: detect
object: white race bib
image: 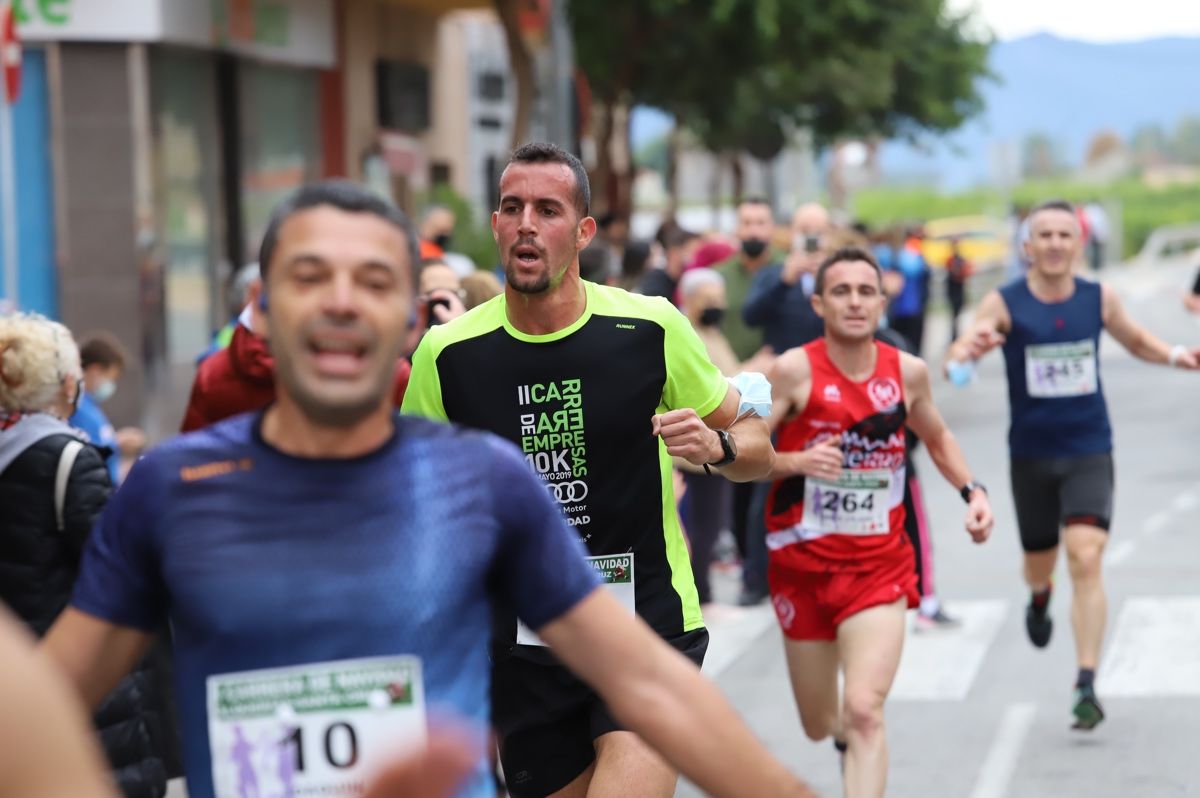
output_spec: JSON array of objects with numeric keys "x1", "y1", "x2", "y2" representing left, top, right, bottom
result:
[
  {"x1": 1026, "y1": 340, "x2": 1097, "y2": 398},
  {"x1": 801, "y1": 469, "x2": 892, "y2": 536},
  {"x1": 516, "y1": 553, "x2": 635, "y2": 647},
  {"x1": 207, "y1": 656, "x2": 425, "y2": 798}
]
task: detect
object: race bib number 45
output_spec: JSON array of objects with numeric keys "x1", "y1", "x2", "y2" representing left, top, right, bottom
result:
[
  {"x1": 1026, "y1": 340, "x2": 1098, "y2": 398},
  {"x1": 207, "y1": 656, "x2": 425, "y2": 798},
  {"x1": 801, "y1": 469, "x2": 891, "y2": 536},
  {"x1": 516, "y1": 554, "x2": 635, "y2": 647}
]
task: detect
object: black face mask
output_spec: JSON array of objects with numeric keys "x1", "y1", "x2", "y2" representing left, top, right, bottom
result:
[
  {"x1": 432, "y1": 234, "x2": 452, "y2": 251},
  {"x1": 741, "y1": 238, "x2": 768, "y2": 258},
  {"x1": 699, "y1": 307, "x2": 726, "y2": 327}
]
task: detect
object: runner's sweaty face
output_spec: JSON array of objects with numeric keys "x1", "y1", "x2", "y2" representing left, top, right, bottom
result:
[
  {"x1": 265, "y1": 206, "x2": 413, "y2": 426},
  {"x1": 492, "y1": 163, "x2": 594, "y2": 294},
  {"x1": 813, "y1": 259, "x2": 885, "y2": 342},
  {"x1": 1025, "y1": 208, "x2": 1080, "y2": 279}
]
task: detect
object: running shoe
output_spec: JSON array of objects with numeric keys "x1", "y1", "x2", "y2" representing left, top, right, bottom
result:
[
  {"x1": 834, "y1": 739, "x2": 847, "y2": 775},
  {"x1": 1071, "y1": 684, "x2": 1105, "y2": 731},
  {"x1": 1025, "y1": 595, "x2": 1053, "y2": 648},
  {"x1": 914, "y1": 608, "x2": 962, "y2": 632}
]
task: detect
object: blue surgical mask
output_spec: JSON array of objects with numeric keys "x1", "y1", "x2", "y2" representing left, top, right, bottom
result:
[
  {"x1": 728, "y1": 371, "x2": 773, "y2": 419},
  {"x1": 92, "y1": 379, "x2": 117, "y2": 403}
]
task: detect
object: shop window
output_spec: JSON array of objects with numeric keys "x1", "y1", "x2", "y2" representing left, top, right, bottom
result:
[{"x1": 376, "y1": 60, "x2": 429, "y2": 133}]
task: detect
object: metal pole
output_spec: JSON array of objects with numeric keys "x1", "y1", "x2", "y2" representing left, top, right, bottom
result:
[{"x1": 0, "y1": 91, "x2": 16, "y2": 310}]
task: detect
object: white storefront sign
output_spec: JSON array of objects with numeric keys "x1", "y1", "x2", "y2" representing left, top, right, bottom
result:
[{"x1": 16, "y1": 0, "x2": 334, "y2": 68}]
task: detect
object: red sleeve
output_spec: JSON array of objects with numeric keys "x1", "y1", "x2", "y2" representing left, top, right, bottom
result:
[
  {"x1": 392, "y1": 359, "x2": 412, "y2": 407},
  {"x1": 180, "y1": 370, "x2": 212, "y2": 433}
]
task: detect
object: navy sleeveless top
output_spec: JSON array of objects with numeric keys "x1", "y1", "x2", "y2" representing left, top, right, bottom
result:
[{"x1": 999, "y1": 277, "x2": 1112, "y2": 458}]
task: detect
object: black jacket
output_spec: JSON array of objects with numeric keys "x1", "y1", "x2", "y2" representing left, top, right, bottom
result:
[{"x1": 0, "y1": 417, "x2": 168, "y2": 798}]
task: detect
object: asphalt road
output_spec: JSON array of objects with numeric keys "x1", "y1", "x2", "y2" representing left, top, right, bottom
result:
[{"x1": 683, "y1": 259, "x2": 1200, "y2": 798}]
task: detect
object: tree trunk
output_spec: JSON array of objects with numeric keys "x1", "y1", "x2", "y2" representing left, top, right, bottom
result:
[
  {"x1": 617, "y1": 102, "x2": 635, "y2": 223},
  {"x1": 709, "y1": 150, "x2": 723, "y2": 229},
  {"x1": 494, "y1": 0, "x2": 534, "y2": 150},
  {"x1": 593, "y1": 95, "x2": 617, "y2": 216},
  {"x1": 665, "y1": 125, "x2": 682, "y2": 220},
  {"x1": 730, "y1": 152, "x2": 745, "y2": 207}
]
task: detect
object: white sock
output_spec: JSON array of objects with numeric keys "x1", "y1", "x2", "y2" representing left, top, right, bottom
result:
[{"x1": 919, "y1": 596, "x2": 941, "y2": 617}]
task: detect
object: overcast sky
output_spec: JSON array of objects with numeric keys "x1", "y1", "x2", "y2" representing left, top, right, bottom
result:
[{"x1": 948, "y1": 0, "x2": 1200, "y2": 41}]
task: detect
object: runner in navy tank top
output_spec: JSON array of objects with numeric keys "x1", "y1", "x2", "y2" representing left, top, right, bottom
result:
[
  {"x1": 766, "y1": 246, "x2": 993, "y2": 797},
  {"x1": 949, "y1": 199, "x2": 1200, "y2": 732}
]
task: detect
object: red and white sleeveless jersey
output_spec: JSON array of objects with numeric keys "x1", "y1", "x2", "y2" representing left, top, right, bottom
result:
[{"x1": 766, "y1": 339, "x2": 910, "y2": 572}]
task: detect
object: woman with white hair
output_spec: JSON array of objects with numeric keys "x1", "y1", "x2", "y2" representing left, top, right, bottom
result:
[{"x1": 0, "y1": 313, "x2": 169, "y2": 798}]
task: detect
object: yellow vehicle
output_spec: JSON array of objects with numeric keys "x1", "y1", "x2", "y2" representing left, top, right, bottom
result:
[{"x1": 921, "y1": 215, "x2": 1010, "y2": 271}]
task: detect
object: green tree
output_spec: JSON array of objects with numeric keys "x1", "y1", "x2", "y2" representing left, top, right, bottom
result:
[
  {"x1": 1169, "y1": 116, "x2": 1200, "y2": 165},
  {"x1": 569, "y1": 0, "x2": 991, "y2": 219},
  {"x1": 1022, "y1": 132, "x2": 1061, "y2": 179},
  {"x1": 1129, "y1": 124, "x2": 1168, "y2": 168}
]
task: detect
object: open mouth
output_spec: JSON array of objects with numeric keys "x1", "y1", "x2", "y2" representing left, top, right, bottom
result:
[
  {"x1": 514, "y1": 244, "x2": 542, "y2": 265},
  {"x1": 307, "y1": 334, "x2": 369, "y2": 377}
]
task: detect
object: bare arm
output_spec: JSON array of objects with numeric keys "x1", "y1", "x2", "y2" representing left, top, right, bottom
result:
[
  {"x1": 539, "y1": 590, "x2": 816, "y2": 798},
  {"x1": 946, "y1": 289, "x2": 1011, "y2": 365},
  {"x1": 653, "y1": 384, "x2": 774, "y2": 482},
  {"x1": 901, "y1": 354, "x2": 993, "y2": 543},
  {"x1": 761, "y1": 348, "x2": 840, "y2": 481},
  {"x1": 1102, "y1": 283, "x2": 1200, "y2": 368},
  {"x1": 0, "y1": 612, "x2": 118, "y2": 798},
  {"x1": 41, "y1": 608, "x2": 153, "y2": 710}
]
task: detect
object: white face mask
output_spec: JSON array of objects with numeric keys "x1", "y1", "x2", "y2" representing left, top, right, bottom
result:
[{"x1": 92, "y1": 379, "x2": 117, "y2": 403}]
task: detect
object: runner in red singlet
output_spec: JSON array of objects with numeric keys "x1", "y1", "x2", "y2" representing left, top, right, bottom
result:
[{"x1": 764, "y1": 246, "x2": 994, "y2": 798}]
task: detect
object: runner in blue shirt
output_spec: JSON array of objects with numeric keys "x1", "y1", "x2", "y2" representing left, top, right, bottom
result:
[{"x1": 41, "y1": 181, "x2": 813, "y2": 798}]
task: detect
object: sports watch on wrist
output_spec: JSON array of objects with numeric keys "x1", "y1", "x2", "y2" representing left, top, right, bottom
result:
[
  {"x1": 705, "y1": 429, "x2": 738, "y2": 471},
  {"x1": 960, "y1": 480, "x2": 987, "y2": 503}
]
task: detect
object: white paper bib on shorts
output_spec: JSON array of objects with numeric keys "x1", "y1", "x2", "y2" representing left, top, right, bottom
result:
[
  {"x1": 801, "y1": 469, "x2": 892, "y2": 536},
  {"x1": 207, "y1": 656, "x2": 426, "y2": 798},
  {"x1": 1025, "y1": 339, "x2": 1098, "y2": 398},
  {"x1": 516, "y1": 553, "x2": 635, "y2": 647}
]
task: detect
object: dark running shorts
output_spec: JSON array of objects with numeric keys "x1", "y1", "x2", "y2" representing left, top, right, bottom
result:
[
  {"x1": 494, "y1": 628, "x2": 709, "y2": 797},
  {"x1": 1010, "y1": 452, "x2": 1114, "y2": 552}
]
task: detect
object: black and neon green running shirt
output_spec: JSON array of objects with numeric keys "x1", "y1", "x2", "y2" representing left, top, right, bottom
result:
[{"x1": 402, "y1": 280, "x2": 728, "y2": 644}]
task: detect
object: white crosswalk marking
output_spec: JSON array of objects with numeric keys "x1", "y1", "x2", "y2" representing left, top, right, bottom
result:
[
  {"x1": 891, "y1": 600, "x2": 1008, "y2": 701},
  {"x1": 701, "y1": 603, "x2": 776, "y2": 678},
  {"x1": 1099, "y1": 596, "x2": 1200, "y2": 697}
]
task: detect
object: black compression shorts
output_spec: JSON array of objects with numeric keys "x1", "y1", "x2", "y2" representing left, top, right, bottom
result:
[
  {"x1": 1010, "y1": 453, "x2": 1114, "y2": 552},
  {"x1": 494, "y1": 628, "x2": 709, "y2": 797}
]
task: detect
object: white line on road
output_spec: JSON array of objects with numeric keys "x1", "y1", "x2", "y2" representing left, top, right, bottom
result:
[
  {"x1": 1099, "y1": 596, "x2": 1200, "y2": 697},
  {"x1": 891, "y1": 600, "x2": 1007, "y2": 701},
  {"x1": 968, "y1": 702, "x2": 1037, "y2": 798},
  {"x1": 701, "y1": 604, "x2": 776, "y2": 678},
  {"x1": 1172, "y1": 491, "x2": 1198, "y2": 514},
  {"x1": 1105, "y1": 539, "x2": 1137, "y2": 566},
  {"x1": 1143, "y1": 510, "x2": 1171, "y2": 536}
]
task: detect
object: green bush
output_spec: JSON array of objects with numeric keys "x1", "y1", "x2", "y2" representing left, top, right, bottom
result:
[
  {"x1": 852, "y1": 179, "x2": 1200, "y2": 257},
  {"x1": 416, "y1": 185, "x2": 500, "y2": 272}
]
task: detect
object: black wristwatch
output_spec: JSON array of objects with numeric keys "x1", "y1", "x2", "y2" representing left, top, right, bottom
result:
[
  {"x1": 704, "y1": 430, "x2": 738, "y2": 473},
  {"x1": 960, "y1": 480, "x2": 987, "y2": 503}
]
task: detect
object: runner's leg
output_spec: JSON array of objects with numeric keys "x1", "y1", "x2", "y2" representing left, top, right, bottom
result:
[
  {"x1": 837, "y1": 598, "x2": 907, "y2": 798},
  {"x1": 783, "y1": 639, "x2": 841, "y2": 742},
  {"x1": 584, "y1": 732, "x2": 676, "y2": 798},
  {"x1": 1063, "y1": 524, "x2": 1107, "y2": 671}
]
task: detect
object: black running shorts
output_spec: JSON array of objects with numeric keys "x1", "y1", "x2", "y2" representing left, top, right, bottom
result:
[
  {"x1": 1009, "y1": 452, "x2": 1114, "y2": 552},
  {"x1": 494, "y1": 628, "x2": 709, "y2": 798}
]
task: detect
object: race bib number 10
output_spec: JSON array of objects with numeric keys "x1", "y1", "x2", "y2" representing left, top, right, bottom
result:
[
  {"x1": 801, "y1": 469, "x2": 891, "y2": 536},
  {"x1": 1026, "y1": 340, "x2": 1098, "y2": 398},
  {"x1": 207, "y1": 656, "x2": 426, "y2": 798},
  {"x1": 517, "y1": 553, "x2": 635, "y2": 647}
]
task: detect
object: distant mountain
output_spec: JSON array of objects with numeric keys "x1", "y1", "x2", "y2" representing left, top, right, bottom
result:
[{"x1": 880, "y1": 33, "x2": 1200, "y2": 189}]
